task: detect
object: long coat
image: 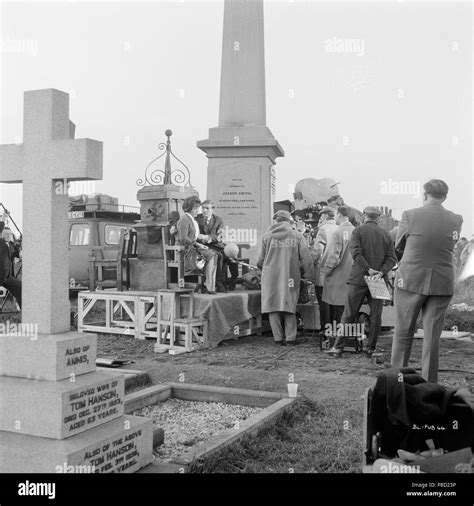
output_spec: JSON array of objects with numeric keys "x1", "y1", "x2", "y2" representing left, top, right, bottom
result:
[
  {"x1": 311, "y1": 220, "x2": 338, "y2": 286},
  {"x1": 256, "y1": 221, "x2": 314, "y2": 314},
  {"x1": 395, "y1": 202, "x2": 463, "y2": 296},
  {"x1": 322, "y1": 221, "x2": 355, "y2": 305}
]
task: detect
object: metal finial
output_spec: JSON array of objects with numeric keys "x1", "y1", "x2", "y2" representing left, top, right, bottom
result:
[{"x1": 137, "y1": 129, "x2": 192, "y2": 187}]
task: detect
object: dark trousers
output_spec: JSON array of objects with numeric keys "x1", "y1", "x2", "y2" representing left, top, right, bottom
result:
[
  {"x1": 1, "y1": 277, "x2": 22, "y2": 308},
  {"x1": 329, "y1": 305, "x2": 345, "y2": 326},
  {"x1": 391, "y1": 288, "x2": 452, "y2": 383},
  {"x1": 315, "y1": 285, "x2": 330, "y2": 332},
  {"x1": 212, "y1": 249, "x2": 239, "y2": 286},
  {"x1": 334, "y1": 283, "x2": 383, "y2": 351}
]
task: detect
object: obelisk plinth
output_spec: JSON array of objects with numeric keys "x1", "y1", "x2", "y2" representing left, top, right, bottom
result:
[{"x1": 197, "y1": 0, "x2": 284, "y2": 262}]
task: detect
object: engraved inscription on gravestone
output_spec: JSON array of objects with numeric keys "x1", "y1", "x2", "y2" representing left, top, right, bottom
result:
[
  {"x1": 64, "y1": 343, "x2": 92, "y2": 368},
  {"x1": 64, "y1": 379, "x2": 123, "y2": 435},
  {"x1": 83, "y1": 428, "x2": 144, "y2": 473}
]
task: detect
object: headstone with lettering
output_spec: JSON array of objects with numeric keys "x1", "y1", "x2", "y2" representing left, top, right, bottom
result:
[
  {"x1": 197, "y1": 0, "x2": 284, "y2": 262},
  {"x1": 0, "y1": 89, "x2": 153, "y2": 473}
]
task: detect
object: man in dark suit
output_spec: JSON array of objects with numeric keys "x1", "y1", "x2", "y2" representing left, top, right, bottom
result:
[
  {"x1": 0, "y1": 221, "x2": 21, "y2": 308},
  {"x1": 196, "y1": 200, "x2": 238, "y2": 292},
  {"x1": 390, "y1": 180, "x2": 463, "y2": 383},
  {"x1": 326, "y1": 206, "x2": 396, "y2": 357}
]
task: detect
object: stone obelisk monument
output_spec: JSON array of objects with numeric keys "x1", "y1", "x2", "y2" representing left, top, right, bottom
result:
[{"x1": 197, "y1": 0, "x2": 284, "y2": 262}]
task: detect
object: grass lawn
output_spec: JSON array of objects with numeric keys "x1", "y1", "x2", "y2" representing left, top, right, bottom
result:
[{"x1": 96, "y1": 329, "x2": 473, "y2": 473}]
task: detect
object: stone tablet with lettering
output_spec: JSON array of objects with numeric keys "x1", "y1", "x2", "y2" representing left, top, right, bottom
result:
[
  {"x1": 0, "y1": 415, "x2": 153, "y2": 473},
  {"x1": 0, "y1": 371, "x2": 124, "y2": 439},
  {"x1": 0, "y1": 332, "x2": 97, "y2": 381}
]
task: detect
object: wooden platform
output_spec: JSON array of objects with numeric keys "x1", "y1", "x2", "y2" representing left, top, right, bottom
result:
[{"x1": 77, "y1": 289, "x2": 269, "y2": 352}]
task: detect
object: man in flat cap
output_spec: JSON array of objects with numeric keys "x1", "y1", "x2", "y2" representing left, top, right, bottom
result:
[
  {"x1": 257, "y1": 210, "x2": 314, "y2": 345},
  {"x1": 391, "y1": 179, "x2": 463, "y2": 382},
  {"x1": 311, "y1": 206, "x2": 338, "y2": 337},
  {"x1": 326, "y1": 206, "x2": 396, "y2": 357},
  {"x1": 327, "y1": 195, "x2": 364, "y2": 227}
]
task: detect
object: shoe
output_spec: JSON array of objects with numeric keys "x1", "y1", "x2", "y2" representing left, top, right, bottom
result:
[
  {"x1": 325, "y1": 347, "x2": 342, "y2": 357},
  {"x1": 286, "y1": 340, "x2": 300, "y2": 346},
  {"x1": 216, "y1": 283, "x2": 227, "y2": 293},
  {"x1": 274, "y1": 340, "x2": 287, "y2": 346},
  {"x1": 201, "y1": 286, "x2": 216, "y2": 295}
]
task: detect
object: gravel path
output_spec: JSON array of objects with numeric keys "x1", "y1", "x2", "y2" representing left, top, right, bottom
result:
[{"x1": 133, "y1": 399, "x2": 262, "y2": 463}]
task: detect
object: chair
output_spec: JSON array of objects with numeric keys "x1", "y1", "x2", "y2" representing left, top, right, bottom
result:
[{"x1": 162, "y1": 228, "x2": 204, "y2": 291}]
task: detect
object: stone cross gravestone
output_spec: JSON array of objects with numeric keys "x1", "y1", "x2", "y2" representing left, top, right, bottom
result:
[
  {"x1": 197, "y1": 0, "x2": 284, "y2": 263},
  {"x1": 0, "y1": 89, "x2": 102, "y2": 333},
  {"x1": 0, "y1": 89, "x2": 153, "y2": 473}
]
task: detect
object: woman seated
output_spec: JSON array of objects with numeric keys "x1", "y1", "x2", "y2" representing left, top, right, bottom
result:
[{"x1": 175, "y1": 196, "x2": 218, "y2": 294}]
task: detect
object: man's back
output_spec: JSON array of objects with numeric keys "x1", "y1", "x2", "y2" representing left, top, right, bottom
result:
[
  {"x1": 395, "y1": 203, "x2": 463, "y2": 295},
  {"x1": 347, "y1": 221, "x2": 396, "y2": 285}
]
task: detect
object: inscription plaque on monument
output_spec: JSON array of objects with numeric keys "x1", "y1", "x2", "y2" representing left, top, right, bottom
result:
[{"x1": 208, "y1": 161, "x2": 271, "y2": 260}]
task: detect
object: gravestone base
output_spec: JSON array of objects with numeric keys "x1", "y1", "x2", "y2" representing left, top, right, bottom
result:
[
  {"x1": 0, "y1": 330, "x2": 154, "y2": 473},
  {"x1": 0, "y1": 415, "x2": 153, "y2": 473},
  {"x1": 0, "y1": 371, "x2": 125, "y2": 439},
  {"x1": 0, "y1": 332, "x2": 96, "y2": 381}
]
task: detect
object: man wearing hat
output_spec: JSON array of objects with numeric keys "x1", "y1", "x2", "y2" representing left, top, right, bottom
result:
[
  {"x1": 326, "y1": 206, "x2": 396, "y2": 357},
  {"x1": 311, "y1": 206, "x2": 339, "y2": 336},
  {"x1": 327, "y1": 195, "x2": 364, "y2": 227},
  {"x1": 256, "y1": 210, "x2": 314, "y2": 345}
]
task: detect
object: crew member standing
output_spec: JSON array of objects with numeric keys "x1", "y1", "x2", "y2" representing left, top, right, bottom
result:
[
  {"x1": 390, "y1": 180, "x2": 463, "y2": 383},
  {"x1": 311, "y1": 207, "x2": 338, "y2": 337},
  {"x1": 326, "y1": 206, "x2": 396, "y2": 357},
  {"x1": 257, "y1": 211, "x2": 314, "y2": 346},
  {"x1": 322, "y1": 206, "x2": 355, "y2": 329}
]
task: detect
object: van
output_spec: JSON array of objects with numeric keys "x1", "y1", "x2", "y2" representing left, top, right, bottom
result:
[{"x1": 68, "y1": 196, "x2": 139, "y2": 291}]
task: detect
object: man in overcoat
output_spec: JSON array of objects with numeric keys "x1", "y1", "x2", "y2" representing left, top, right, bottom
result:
[
  {"x1": 322, "y1": 206, "x2": 355, "y2": 329},
  {"x1": 256, "y1": 210, "x2": 314, "y2": 345},
  {"x1": 390, "y1": 179, "x2": 463, "y2": 382},
  {"x1": 311, "y1": 207, "x2": 338, "y2": 336}
]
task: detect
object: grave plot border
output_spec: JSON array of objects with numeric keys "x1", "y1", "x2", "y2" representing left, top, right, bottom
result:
[{"x1": 124, "y1": 383, "x2": 296, "y2": 472}]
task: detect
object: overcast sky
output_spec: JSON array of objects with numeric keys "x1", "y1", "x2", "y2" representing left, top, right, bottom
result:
[{"x1": 1, "y1": 0, "x2": 472, "y2": 236}]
